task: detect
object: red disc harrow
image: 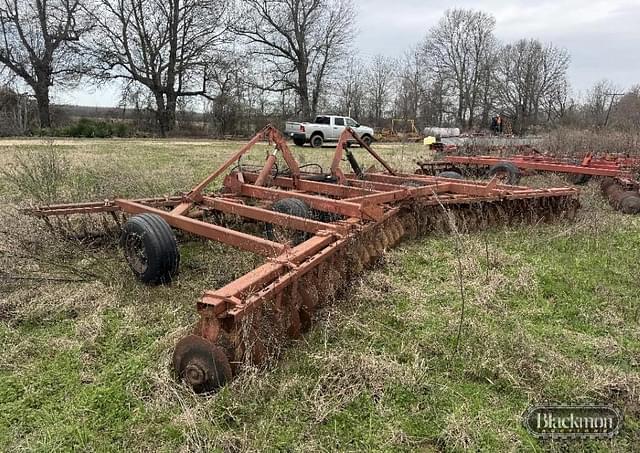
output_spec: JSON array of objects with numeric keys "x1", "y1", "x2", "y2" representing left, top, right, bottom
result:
[
  {"x1": 417, "y1": 152, "x2": 640, "y2": 213},
  {"x1": 27, "y1": 126, "x2": 580, "y2": 392}
]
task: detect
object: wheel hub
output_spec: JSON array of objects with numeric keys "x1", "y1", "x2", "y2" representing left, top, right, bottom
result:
[{"x1": 124, "y1": 233, "x2": 148, "y2": 274}]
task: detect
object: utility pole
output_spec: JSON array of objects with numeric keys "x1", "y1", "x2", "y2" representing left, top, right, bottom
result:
[{"x1": 603, "y1": 92, "x2": 625, "y2": 127}]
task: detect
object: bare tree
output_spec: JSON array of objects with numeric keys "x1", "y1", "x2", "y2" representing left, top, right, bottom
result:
[
  {"x1": 610, "y1": 86, "x2": 640, "y2": 131},
  {"x1": 365, "y1": 55, "x2": 395, "y2": 127},
  {"x1": 234, "y1": 0, "x2": 354, "y2": 120},
  {"x1": 0, "y1": 0, "x2": 92, "y2": 127},
  {"x1": 497, "y1": 39, "x2": 570, "y2": 133},
  {"x1": 581, "y1": 79, "x2": 620, "y2": 128},
  {"x1": 423, "y1": 9, "x2": 497, "y2": 128},
  {"x1": 86, "y1": 0, "x2": 231, "y2": 136},
  {"x1": 0, "y1": 85, "x2": 35, "y2": 134},
  {"x1": 334, "y1": 57, "x2": 366, "y2": 120},
  {"x1": 394, "y1": 49, "x2": 426, "y2": 123}
]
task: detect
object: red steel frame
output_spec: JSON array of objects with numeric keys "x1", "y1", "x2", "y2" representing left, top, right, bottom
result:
[
  {"x1": 441, "y1": 153, "x2": 640, "y2": 179},
  {"x1": 28, "y1": 126, "x2": 581, "y2": 390}
]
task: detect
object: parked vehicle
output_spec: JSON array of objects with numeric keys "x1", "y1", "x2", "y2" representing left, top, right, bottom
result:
[{"x1": 285, "y1": 115, "x2": 375, "y2": 148}]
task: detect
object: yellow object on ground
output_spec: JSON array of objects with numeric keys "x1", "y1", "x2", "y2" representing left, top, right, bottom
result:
[{"x1": 423, "y1": 136, "x2": 436, "y2": 146}]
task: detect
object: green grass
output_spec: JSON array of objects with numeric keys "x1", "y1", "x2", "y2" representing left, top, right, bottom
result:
[{"x1": 0, "y1": 138, "x2": 638, "y2": 451}]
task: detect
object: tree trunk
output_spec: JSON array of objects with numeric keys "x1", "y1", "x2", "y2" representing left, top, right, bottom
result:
[
  {"x1": 154, "y1": 93, "x2": 177, "y2": 137},
  {"x1": 34, "y1": 85, "x2": 51, "y2": 129},
  {"x1": 298, "y1": 89, "x2": 311, "y2": 120},
  {"x1": 457, "y1": 83, "x2": 465, "y2": 127},
  {"x1": 155, "y1": 93, "x2": 168, "y2": 137},
  {"x1": 166, "y1": 93, "x2": 177, "y2": 133},
  {"x1": 297, "y1": 61, "x2": 312, "y2": 120}
]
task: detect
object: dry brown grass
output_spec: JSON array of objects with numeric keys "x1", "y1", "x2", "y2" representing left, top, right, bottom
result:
[{"x1": 541, "y1": 128, "x2": 640, "y2": 156}]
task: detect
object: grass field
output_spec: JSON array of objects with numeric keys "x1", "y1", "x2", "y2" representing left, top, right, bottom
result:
[{"x1": 0, "y1": 138, "x2": 638, "y2": 452}]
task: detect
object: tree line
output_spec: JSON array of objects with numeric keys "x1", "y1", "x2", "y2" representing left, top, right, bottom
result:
[{"x1": 0, "y1": 1, "x2": 638, "y2": 137}]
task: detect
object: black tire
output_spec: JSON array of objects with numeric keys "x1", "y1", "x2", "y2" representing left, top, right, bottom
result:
[
  {"x1": 310, "y1": 134, "x2": 324, "y2": 148},
  {"x1": 121, "y1": 213, "x2": 179, "y2": 285},
  {"x1": 486, "y1": 162, "x2": 521, "y2": 185},
  {"x1": 567, "y1": 173, "x2": 591, "y2": 185},
  {"x1": 293, "y1": 137, "x2": 306, "y2": 147},
  {"x1": 265, "y1": 198, "x2": 311, "y2": 245},
  {"x1": 361, "y1": 135, "x2": 373, "y2": 147},
  {"x1": 438, "y1": 171, "x2": 463, "y2": 179}
]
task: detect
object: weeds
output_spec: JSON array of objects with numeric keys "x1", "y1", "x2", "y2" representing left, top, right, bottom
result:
[
  {"x1": 541, "y1": 128, "x2": 640, "y2": 156},
  {"x1": 1, "y1": 141, "x2": 69, "y2": 204}
]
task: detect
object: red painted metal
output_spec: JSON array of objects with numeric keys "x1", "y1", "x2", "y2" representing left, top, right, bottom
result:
[
  {"x1": 115, "y1": 199, "x2": 287, "y2": 256},
  {"x1": 443, "y1": 154, "x2": 639, "y2": 178}
]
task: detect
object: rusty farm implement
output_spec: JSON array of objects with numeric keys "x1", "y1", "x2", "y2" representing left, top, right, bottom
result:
[
  {"x1": 417, "y1": 152, "x2": 640, "y2": 214},
  {"x1": 26, "y1": 126, "x2": 580, "y2": 393}
]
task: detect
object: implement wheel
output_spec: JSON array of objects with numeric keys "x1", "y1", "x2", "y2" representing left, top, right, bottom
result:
[
  {"x1": 438, "y1": 170, "x2": 463, "y2": 179},
  {"x1": 265, "y1": 198, "x2": 311, "y2": 245},
  {"x1": 173, "y1": 335, "x2": 232, "y2": 394},
  {"x1": 293, "y1": 137, "x2": 306, "y2": 147},
  {"x1": 567, "y1": 173, "x2": 592, "y2": 185},
  {"x1": 121, "y1": 213, "x2": 179, "y2": 285},
  {"x1": 486, "y1": 162, "x2": 521, "y2": 185}
]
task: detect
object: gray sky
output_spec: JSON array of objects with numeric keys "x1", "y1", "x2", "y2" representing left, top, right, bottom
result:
[{"x1": 56, "y1": 0, "x2": 640, "y2": 107}]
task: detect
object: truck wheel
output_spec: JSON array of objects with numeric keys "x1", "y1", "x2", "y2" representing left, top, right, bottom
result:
[
  {"x1": 361, "y1": 135, "x2": 373, "y2": 147},
  {"x1": 121, "y1": 213, "x2": 180, "y2": 285},
  {"x1": 293, "y1": 137, "x2": 306, "y2": 147},
  {"x1": 310, "y1": 134, "x2": 324, "y2": 148}
]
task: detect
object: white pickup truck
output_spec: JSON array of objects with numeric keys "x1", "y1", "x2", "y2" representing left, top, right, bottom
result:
[{"x1": 285, "y1": 115, "x2": 375, "y2": 148}]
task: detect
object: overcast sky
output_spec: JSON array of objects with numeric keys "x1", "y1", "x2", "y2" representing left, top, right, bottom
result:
[{"x1": 56, "y1": 0, "x2": 640, "y2": 107}]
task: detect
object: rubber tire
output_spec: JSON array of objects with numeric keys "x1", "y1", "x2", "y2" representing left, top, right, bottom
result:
[
  {"x1": 438, "y1": 171, "x2": 463, "y2": 179},
  {"x1": 293, "y1": 137, "x2": 306, "y2": 147},
  {"x1": 567, "y1": 173, "x2": 591, "y2": 185},
  {"x1": 265, "y1": 198, "x2": 311, "y2": 245},
  {"x1": 310, "y1": 134, "x2": 324, "y2": 148},
  {"x1": 361, "y1": 135, "x2": 373, "y2": 147},
  {"x1": 121, "y1": 213, "x2": 179, "y2": 285},
  {"x1": 486, "y1": 162, "x2": 521, "y2": 185}
]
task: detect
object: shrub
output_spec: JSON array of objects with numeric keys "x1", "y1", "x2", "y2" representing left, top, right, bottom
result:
[
  {"x1": 1, "y1": 143, "x2": 70, "y2": 203},
  {"x1": 64, "y1": 119, "x2": 131, "y2": 138},
  {"x1": 33, "y1": 119, "x2": 132, "y2": 138}
]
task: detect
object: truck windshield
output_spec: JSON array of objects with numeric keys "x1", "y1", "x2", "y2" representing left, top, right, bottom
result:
[
  {"x1": 315, "y1": 116, "x2": 330, "y2": 125},
  {"x1": 346, "y1": 118, "x2": 357, "y2": 127}
]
